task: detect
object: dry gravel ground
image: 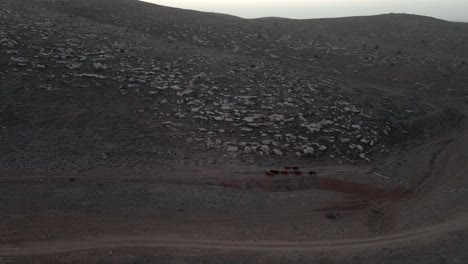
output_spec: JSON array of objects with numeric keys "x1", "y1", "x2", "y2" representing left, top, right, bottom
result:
[{"x1": 1, "y1": 0, "x2": 468, "y2": 263}]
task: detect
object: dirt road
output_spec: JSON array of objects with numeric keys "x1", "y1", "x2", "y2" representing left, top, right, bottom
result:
[{"x1": 1, "y1": 212, "x2": 466, "y2": 255}]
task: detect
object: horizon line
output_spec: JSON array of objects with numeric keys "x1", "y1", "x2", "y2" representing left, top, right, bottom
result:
[{"x1": 138, "y1": 0, "x2": 468, "y2": 23}]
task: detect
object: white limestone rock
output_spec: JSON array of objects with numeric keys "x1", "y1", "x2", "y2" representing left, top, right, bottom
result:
[
  {"x1": 227, "y1": 146, "x2": 239, "y2": 152},
  {"x1": 273, "y1": 149, "x2": 283, "y2": 156}
]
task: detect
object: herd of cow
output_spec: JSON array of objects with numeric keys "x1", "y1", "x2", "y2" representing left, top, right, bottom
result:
[{"x1": 265, "y1": 167, "x2": 317, "y2": 177}]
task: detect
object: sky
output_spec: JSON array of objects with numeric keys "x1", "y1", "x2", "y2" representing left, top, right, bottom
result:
[{"x1": 141, "y1": 0, "x2": 468, "y2": 22}]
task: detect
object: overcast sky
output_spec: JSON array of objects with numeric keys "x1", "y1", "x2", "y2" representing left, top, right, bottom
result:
[{"x1": 141, "y1": 0, "x2": 468, "y2": 22}]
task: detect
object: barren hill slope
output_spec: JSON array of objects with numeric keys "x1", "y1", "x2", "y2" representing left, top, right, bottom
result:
[
  {"x1": 2, "y1": 1, "x2": 468, "y2": 264},
  {"x1": 0, "y1": 0, "x2": 464, "y2": 172},
  {"x1": 40, "y1": 0, "x2": 468, "y2": 93}
]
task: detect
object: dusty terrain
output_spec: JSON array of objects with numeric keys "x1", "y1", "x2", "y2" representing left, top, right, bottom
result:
[{"x1": 1, "y1": 0, "x2": 468, "y2": 263}]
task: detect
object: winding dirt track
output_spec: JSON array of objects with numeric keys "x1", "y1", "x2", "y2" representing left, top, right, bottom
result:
[{"x1": 1, "y1": 213, "x2": 467, "y2": 255}]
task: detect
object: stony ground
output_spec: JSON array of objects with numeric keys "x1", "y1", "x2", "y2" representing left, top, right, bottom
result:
[{"x1": 0, "y1": 0, "x2": 464, "y2": 172}]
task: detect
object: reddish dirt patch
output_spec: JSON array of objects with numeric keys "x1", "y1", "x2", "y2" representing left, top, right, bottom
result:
[
  {"x1": 219, "y1": 168, "x2": 414, "y2": 213},
  {"x1": 316, "y1": 177, "x2": 411, "y2": 199},
  {"x1": 220, "y1": 176, "x2": 319, "y2": 192},
  {"x1": 220, "y1": 174, "x2": 410, "y2": 198}
]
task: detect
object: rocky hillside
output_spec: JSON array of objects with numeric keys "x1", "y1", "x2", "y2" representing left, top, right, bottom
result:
[
  {"x1": 43, "y1": 0, "x2": 468, "y2": 95},
  {"x1": 0, "y1": 0, "x2": 463, "y2": 171}
]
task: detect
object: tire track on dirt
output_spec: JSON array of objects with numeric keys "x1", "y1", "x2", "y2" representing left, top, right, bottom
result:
[{"x1": 1, "y1": 213, "x2": 467, "y2": 256}]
